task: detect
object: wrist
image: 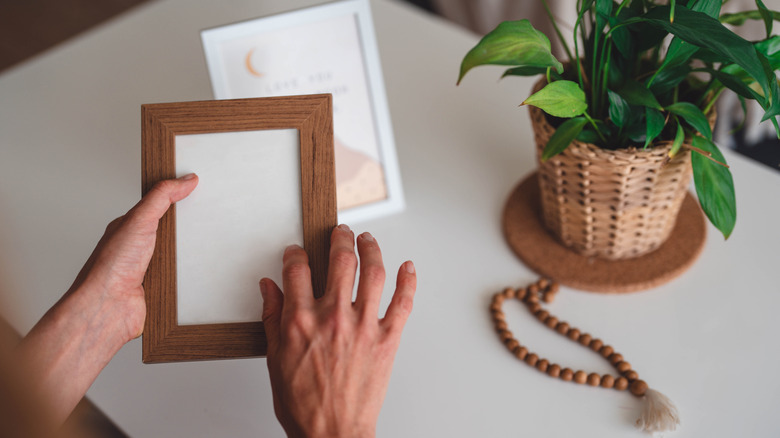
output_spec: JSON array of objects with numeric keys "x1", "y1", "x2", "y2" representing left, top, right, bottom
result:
[
  {"x1": 61, "y1": 281, "x2": 142, "y2": 349},
  {"x1": 282, "y1": 416, "x2": 376, "y2": 438}
]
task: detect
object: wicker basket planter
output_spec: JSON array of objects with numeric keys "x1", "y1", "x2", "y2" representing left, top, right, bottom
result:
[{"x1": 529, "y1": 92, "x2": 696, "y2": 261}]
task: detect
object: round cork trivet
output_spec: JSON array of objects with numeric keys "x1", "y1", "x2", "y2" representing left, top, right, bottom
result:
[{"x1": 502, "y1": 172, "x2": 707, "y2": 293}]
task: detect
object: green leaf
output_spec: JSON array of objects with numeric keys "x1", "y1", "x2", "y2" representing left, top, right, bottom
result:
[
  {"x1": 669, "y1": 120, "x2": 685, "y2": 157},
  {"x1": 458, "y1": 20, "x2": 563, "y2": 85},
  {"x1": 720, "y1": 9, "x2": 780, "y2": 26},
  {"x1": 756, "y1": 0, "x2": 773, "y2": 37},
  {"x1": 523, "y1": 80, "x2": 588, "y2": 118},
  {"x1": 705, "y1": 68, "x2": 761, "y2": 100},
  {"x1": 691, "y1": 136, "x2": 736, "y2": 239},
  {"x1": 576, "y1": 128, "x2": 601, "y2": 143},
  {"x1": 666, "y1": 102, "x2": 712, "y2": 140},
  {"x1": 608, "y1": 90, "x2": 631, "y2": 128},
  {"x1": 609, "y1": 16, "x2": 633, "y2": 59},
  {"x1": 616, "y1": 80, "x2": 663, "y2": 110},
  {"x1": 595, "y1": 0, "x2": 612, "y2": 35},
  {"x1": 645, "y1": 108, "x2": 665, "y2": 148},
  {"x1": 755, "y1": 36, "x2": 780, "y2": 70},
  {"x1": 501, "y1": 66, "x2": 548, "y2": 77},
  {"x1": 542, "y1": 117, "x2": 588, "y2": 161},
  {"x1": 637, "y1": 6, "x2": 775, "y2": 110},
  {"x1": 648, "y1": 63, "x2": 691, "y2": 95},
  {"x1": 650, "y1": 0, "x2": 721, "y2": 84}
]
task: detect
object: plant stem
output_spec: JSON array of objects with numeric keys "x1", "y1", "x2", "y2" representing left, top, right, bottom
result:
[
  {"x1": 703, "y1": 88, "x2": 725, "y2": 115},
  {"x1": 542, "y1": 0, "x2": 574, "y2": 63},
  {"x1": 685, "y1": 144, "x2": 730, "y2": 168},
  {"x1": 583, "y1": 112, "x2": 608, "y2": 144},
  {"x1": 600, "y1": 42, "x2": 613, "y2": 117}
]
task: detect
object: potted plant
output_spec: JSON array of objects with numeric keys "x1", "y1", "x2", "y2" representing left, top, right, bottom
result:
[{"x1": 458, "y1": 0, "x2": 780, "y2": 260}]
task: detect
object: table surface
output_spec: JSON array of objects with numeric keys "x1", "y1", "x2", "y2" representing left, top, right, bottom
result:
[{"x1": 2, "y1": 0, "x2": 779, "y2": 436}]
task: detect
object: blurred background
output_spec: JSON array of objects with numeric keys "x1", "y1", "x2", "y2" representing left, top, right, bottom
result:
[{"x1": 0, "y1": 0, "x2": 778, "y2": 435}]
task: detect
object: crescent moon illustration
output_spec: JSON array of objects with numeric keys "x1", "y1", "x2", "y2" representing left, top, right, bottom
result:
[{"x1": 245, "y1": 48, "x2": 264, "y2": 78}]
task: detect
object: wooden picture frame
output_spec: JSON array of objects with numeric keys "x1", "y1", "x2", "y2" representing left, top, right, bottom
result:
[{"x1": 141, "y1": 94, "x2": 336, "y2": 363}]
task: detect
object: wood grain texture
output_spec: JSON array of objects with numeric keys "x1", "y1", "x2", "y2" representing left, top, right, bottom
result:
[{"x1": 141, "y1": 95, "x2": 336, "y2": 363}]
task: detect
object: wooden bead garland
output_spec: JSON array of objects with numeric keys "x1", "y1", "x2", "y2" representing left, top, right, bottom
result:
[{"x1": 490, "y1": 278, "x2": 680, "y2": 435}]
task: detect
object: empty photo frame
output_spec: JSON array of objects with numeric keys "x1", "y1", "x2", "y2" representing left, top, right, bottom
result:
[
  {"x1": 201, "y1": 0, "x2": 404, "y2": 223},
  {"x1": 141, "y1": 94, "x2": 336, "y2": 363}
]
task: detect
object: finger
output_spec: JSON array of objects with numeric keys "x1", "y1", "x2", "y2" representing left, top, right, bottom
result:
[
  {"x1": 354, "y1": 232, "x2": 386, "y2": 318},
  {"x1": 124, "y1": 174, "x2": 199, "y2": 233},
  {"x1": 382, "y1": 261, "x2": 417, "y2": 333},
  {"x1": 323, "y1": 224, "x2": 357, "y2": 306},
  {"x1": 260, "y1": 278, "x2": 284, "y2": 357},
  {"x1": 281, "y1": 244, "x2": 314, "y2": 309}
]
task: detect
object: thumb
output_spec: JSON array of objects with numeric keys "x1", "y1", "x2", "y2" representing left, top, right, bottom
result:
[
  {"x1": 260, "y1": 278, "x2": 283, "y2": 357},
  {"x1": 126, "y1": 173, "x2": 199, "y2": 232}
]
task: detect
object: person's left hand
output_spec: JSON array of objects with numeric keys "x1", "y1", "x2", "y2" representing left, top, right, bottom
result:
[{"x1": 66, "y1": 173, "x2": 199, "y2": 343}]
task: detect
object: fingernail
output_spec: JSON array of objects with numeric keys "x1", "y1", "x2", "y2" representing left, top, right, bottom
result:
[
  {"x1": 405, "y1": 261, "x2": 415, "y2": 274},
  {"x1": 259, "y1": 279, "x2": 268, "y2": 298},
  {"x1": 285, "y1": 244, "x2": 301, "y2": 253},
  {"x1": 178, "y1": 173, "x2": 196, "y2": 181},
  {"x1": 337, "y1": 224, "x2": 351, "y2": 232},
  {"x1": 360, "y1": 232, "x2": 374, "y2": 242}
]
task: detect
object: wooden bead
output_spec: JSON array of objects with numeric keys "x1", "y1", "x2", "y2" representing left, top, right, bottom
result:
[
  {"x1": 527, "y1": 302, "x2": 541, "y2": 313},
  {"x1": 544, "y1": 316, "x2": 558, "y2": 329},
  {"x1": 616, "y1": 361, "x2": 631, "y2": 373},
  {"x1": 589, "y1": 338, "x2": 603, "y2": 351},
  {"x1": 608, "y1": 353, "x2": 624, "y2": 365},
  {"x1": 615, "y1": 377, "x2": 629, "y2": 391},
  {"x1": 499, "y1": 330, "x2": 513, "y2": 342},
  {"x1": 495, "y1": 321, "x2": 508, "y2": 331},
  {"x1": 502, "y1": 287, "x2": 516, "y2": 299},
  {"x1": 526, "y1": 294, "x2": 539, "y2": 305},
  {"x1": 515, "y1": 288, "x2": 527, "y2": 300},
  {"x1": 601, "y1": 374, "x2": 615, "y2": 389},
  {"x1": 624, "y1": 370, "x2": 639, "y2": 381},
  {"x1": 578, "y1": 333, "x2": 592, "y2": 346},
  {"x1": 528, "y1": 284, "x2": 539, "y2": 295},
  {"x1": 513, "y1": 346, "x2": 528, "y2": 360},
  {"x1": 561, "y1": 368, "x2": 574, "y2": 381},
  {"x1": 542, "y1": 291, "x2": 555, "y2": 303},
  {"x1": 567, "y1": 328, "x2": 581, "y2": 341},
  {"x1": 555, "y1": 321, "x2": 569, "y2": 335},
  {"x1": 536, "y1": 359, "x2": 549, "y2": 373},
  {"x1": 547, "y1": 364, "x2": 561, "y2": 378},
  {"x1": 629, "y1": 379, "x2": 649, "y2": 397},
  {"x1": 492, "y1": 310, "x2": 505, "y2": 321},
  {"x1": 599, "y1": 345, "x2": 614, "y2": 358},
  {"x1": 505, "y1": 338, "x2": 519, "y2": 351},
  {"x1": 587, "y1": 373, "x2": 601, "y2": 386},
  {"x1": 490, "y1": 301, "x2": 502, "y2": 312},
  {"x1": 525, "y1": 353, "x2": 539, "y2": 367},
  {"x1": 538, "y1": 278, "x2": 550, "y2": 289},
  {"x1": 549, "y1": 282, "x2": 560, "y2": 294},
  {"x1": 535, "y1": 309, "x2": 549, "y2": 321},
  {"x1": 573, "y1": 370, "x2": 587, "y2": 384}
]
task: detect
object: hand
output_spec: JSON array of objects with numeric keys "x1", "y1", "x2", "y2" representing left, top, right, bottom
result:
[
  {"x1": 68, "y1": 173, "x2": 199, "y2": 342},
  {"x1": 261, "y1": 224, "x2": 417, "y2": 438},
  {"x1": 14, "y1": 174, "x2": 198, "y2": 429}
]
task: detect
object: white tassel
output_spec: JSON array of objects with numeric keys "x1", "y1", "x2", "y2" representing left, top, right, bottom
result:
[{"x1": 635, "y1": 388, "x2": 680, "y2": 435}]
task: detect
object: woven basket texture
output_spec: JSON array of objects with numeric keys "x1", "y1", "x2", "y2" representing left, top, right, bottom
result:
[{"x1": 529, "y1": 82, "x2": 699, "y2": 260}]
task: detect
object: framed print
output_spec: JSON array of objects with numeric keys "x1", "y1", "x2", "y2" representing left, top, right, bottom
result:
[
  {"x1": 141, "y1": 94, "x2": 336, "y2": 363},
  {"x1": 201, "y1": 0, "x2": 404, "y2": 224}
]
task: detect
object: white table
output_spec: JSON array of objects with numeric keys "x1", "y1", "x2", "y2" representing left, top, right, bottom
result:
[{"x1": 1, "y1": 0, "x2": 779, "y2": 436}]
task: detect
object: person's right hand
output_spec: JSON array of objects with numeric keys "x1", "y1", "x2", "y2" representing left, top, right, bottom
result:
[{"x1": 260, "y1": 224, "x2": 416, "y2": 438}]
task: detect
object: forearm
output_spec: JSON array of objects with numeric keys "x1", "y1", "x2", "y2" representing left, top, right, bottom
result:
[{"x1": 15, "y1": 283, "x2": 131, "y2": 428}]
